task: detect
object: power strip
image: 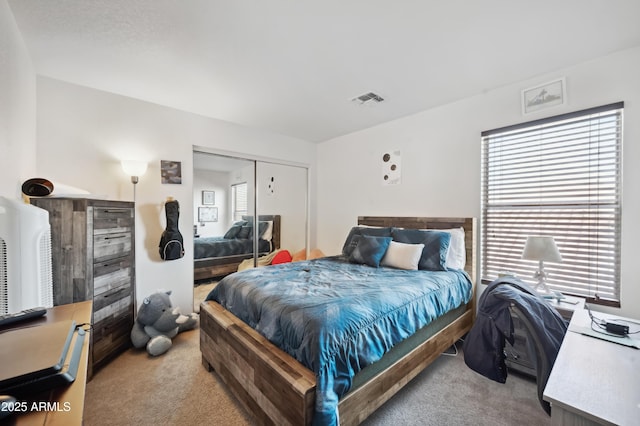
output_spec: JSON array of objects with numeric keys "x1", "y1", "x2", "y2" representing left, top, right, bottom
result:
[{"x1": 605, "y1": 321, "x2": 629, "y2": 336}]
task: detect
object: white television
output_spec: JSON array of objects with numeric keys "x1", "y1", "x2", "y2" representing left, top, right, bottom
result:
[{"x1": 0, "y1": 196, "x2": 54, "y2": 315}]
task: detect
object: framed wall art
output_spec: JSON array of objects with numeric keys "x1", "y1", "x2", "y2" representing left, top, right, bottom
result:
[
  {"x1": 198, "y1": 206, "x2": 218, "y2": 222},
  {"x1": 202, "y1": 190, "x2": 215, "y2": 205},
  {"x1": 161, "y1": 160, "x2": 182, "y2": 184},
  {"x1": 522, "y1": 78, "x2": 566, "y2": 115}
]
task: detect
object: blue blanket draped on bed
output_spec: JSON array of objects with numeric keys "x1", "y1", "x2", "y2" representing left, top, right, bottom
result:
[{"x1": 206, "y1": 257, "x2": 472, "y2": 426}]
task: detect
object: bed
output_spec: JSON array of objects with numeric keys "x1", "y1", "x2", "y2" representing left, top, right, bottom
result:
[
  {"x1": 200, "y1": 216, "x2": 476, "y2": 425},
  {"x1": 194, "y1": 214, "x2": 281, "y2": 281}
]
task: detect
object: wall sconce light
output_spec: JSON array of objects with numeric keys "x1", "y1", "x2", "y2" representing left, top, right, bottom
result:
[{"x1": 121, "y1": 160, "x2": 148, "y2": 200}]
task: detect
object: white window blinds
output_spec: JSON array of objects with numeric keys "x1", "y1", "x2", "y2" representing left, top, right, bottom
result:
[
  {"x1": 481, "y1": 102, "x2": 623, "y2": 306},
  {"x1": 232, "y1": 182, "x2": 248, "y2": 222}
]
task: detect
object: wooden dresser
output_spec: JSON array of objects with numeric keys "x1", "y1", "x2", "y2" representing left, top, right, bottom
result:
[{"x1": 30, "y1": 198, "x2": 136, "y2": 379}]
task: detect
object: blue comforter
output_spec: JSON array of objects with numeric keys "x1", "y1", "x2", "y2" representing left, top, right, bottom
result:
[{"x1": 206, "y1": 257, "x2": 472, "y2": 425}]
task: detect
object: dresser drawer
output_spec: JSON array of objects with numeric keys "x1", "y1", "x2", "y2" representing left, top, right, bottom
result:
[
  {"x1": 93, "y1": 294, "x2": 132, "y2": 323},
  {"x1": 93, "y1": 281, "x2": 132, "y2": 313},
  {"x1": 94, "y1": 258, "x2": 133, "y2": 295},
  {"x1": 94, "y1": 230, "x2": 132, "y2": 261},
  {"x1": 93, "y1": 207, "x2": 134, "y2": 231},
  {"x1": 92, "y1": 310, "x2": 134, "y2": 367}
]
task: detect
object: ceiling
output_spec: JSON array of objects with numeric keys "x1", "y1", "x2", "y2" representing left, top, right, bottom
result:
[{"x1": 8, "y1": 1, "x2": 640, "y2": 143}]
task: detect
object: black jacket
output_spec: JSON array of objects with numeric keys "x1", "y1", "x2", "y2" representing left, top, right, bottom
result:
[{"x1": 463, "y1": 277, "x2": 567, "y2": 414}]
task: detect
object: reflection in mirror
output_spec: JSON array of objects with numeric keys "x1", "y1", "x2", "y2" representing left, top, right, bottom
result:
[
  {"x1": 192, "y1": 151, "x2": 309, "y2": 312},
  {"x1": 193, "y1": 152, "x2": 256, "y2": 287},
  {"x1": 257, "y1": 162, "x2": 308, "y2": 260}
]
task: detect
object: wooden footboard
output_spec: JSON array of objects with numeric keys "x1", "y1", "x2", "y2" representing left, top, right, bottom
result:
[
  {"x1": 194, "y1": 253, "x2": 254, "y2": 281},
  {"x1": 200, "y1": 301, "x2": 316, "y2": 425},
  {"x1": 200, "y1": 300, "x2": 473, "y2": 426}
]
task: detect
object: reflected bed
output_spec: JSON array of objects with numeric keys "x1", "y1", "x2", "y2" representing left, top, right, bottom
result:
[{"x1": 193, "y1": 214, "x2": 280, "y2": 282}]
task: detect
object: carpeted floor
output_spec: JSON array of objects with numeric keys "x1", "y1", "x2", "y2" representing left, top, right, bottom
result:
[
  {"x1": 84, "y1": 286, "x2": 551, "y2": 426},
  {"x1": 193, "y1": 281, "x2": 217, "y2": 313}
]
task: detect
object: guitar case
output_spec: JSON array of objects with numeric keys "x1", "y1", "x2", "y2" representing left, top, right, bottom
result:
[{"x1": 159, "y1": 199, "x2": 184, "y2": 260}]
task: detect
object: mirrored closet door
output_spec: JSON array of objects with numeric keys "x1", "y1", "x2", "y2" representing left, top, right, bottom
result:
[{"x1": 193, "y1": 150, "x2": 309, "y2": 307}]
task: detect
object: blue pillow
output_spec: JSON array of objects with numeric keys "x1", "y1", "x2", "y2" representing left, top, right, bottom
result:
[
  {"x1": 342, "y1": 226, "x2": 393, "y2": 257},
  {"x1": 223, "y1": 225, "x2": 243, "y2": 239},
  {"x1": 349, "y1": 235, "x2": 392, "y2": 267},
  {"x1": 237, "y1": 225, "x2": 252, "y2": 239},
  {"x1": 391, "y1": 229, "x2": 451, "y2": 271}
]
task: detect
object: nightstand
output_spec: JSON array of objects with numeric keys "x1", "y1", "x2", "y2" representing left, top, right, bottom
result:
[{"x1": 504, "y1": 295, "x2": 585, "y2": 377}]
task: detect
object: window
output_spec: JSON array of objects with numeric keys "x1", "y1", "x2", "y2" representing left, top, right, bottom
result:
[
  {"x1": 231, "y1": 182, "x2": 248, "y2": 222},
  {"x1": 481, "y1": 102, "x2": 623, "y2": 306}
]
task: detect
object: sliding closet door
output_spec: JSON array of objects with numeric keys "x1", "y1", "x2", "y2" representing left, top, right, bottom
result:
[
  {"x1": 192, "y1": 150, "x2": 309, "y2": 288},
  {"x1": 256, "y1": 162, "x2": 308, "y2": 257}
]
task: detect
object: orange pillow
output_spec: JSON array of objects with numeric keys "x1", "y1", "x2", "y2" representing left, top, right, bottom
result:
[
  {"x1": 271, "y1": 250, "x2": 292, "y2": 265},
  {"x1": 291, "y1": 249, "x2": 307, "y2": 262},
  {"x1": 308, "y1": 248, "x2": 325, "y2": 259}
]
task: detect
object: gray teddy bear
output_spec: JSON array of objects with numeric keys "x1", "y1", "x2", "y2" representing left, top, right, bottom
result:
[{"x1": 130, "y1": 290, "x2": 199, "y2": 356}]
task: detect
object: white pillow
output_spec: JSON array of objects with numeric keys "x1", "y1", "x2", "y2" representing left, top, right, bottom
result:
[
  {"x1": 381, "y1": 241, "x2": 425, "y2": 270},
  {"x1": 261, "y1": 221, "x2": 273, "y2": 241},
  {"x1": 433, "y1": 227, "x2": 466, "y2": 270}
]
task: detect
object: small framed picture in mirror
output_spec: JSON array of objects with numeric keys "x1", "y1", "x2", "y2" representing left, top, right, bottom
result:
[{"x1": 202, "y1": 190, "x2": 215, "y2": 205}]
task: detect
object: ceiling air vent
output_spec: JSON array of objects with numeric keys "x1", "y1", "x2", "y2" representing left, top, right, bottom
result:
[{"x1": 352, "y1": 92, "x2": 384, "y2": 105}]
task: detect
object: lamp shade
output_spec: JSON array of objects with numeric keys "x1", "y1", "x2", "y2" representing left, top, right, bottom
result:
[
  {"x1": 522, "y1": 236, "x2": 562, "y2": 262},
  {"x1": 121, "y1": 160, "x2": 148, "y2": 177}
]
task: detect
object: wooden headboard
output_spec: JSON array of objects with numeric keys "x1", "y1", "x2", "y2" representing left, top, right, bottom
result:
[{"x1": 357, "y1": 216, "x2": 476, "y2": 284}]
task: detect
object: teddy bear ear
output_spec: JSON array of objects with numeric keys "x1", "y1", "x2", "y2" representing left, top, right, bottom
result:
[
  {"x1": 143, "y1": 297, "x2": 150, "y2": 305},
  {"x1": 165, "y1": 290, "x2": 172, "y2": 296}
]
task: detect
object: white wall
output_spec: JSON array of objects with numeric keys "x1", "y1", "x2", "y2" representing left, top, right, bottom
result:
[
  {"x1": 35, "y1": 76, "x2": 317, "y2": 313},
  {"x1": 193, "y1": 169, "x2": 229, "y2": 238},
  {"x1": 316, "y1": 46, "x2": 640, "y2": 319},
  {"x1": 0, "y1": 1, "x2": 36, "y2": 199}
]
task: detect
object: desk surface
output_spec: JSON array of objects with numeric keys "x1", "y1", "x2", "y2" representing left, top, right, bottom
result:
[
  {"x1": 2, "y1": 301, "x2": 92, "y2": 426},
  {"x1": 543, "y1": 307, "x2": 640, "y2": 426}
]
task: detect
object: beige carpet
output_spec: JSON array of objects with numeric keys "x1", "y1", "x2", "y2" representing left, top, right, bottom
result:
[
  {"x1": 84, "y1": 285, "x2": 550, "y2": 425},
  {"x1": 193, "y1": 281, "x2": 217, "y2": 313}
]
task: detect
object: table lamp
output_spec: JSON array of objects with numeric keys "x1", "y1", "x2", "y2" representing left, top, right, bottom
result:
[{"x1": 522, "y1": 236, "x2": 562, "y2": 295}]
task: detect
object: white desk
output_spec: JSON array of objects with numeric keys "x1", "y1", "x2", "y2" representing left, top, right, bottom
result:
[{"x1": 543, "y1": 308, "x2": 640, "y2": 425}]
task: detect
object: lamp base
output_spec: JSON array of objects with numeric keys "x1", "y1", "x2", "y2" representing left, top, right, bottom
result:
[
  {"x1": 534, "y1": 282, "x2": 553, "y2": 295},
  {"x1": 533, "y1": 267, "x2": 555, "y2": 297}
]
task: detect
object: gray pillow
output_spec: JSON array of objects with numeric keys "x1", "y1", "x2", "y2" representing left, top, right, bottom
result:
[
  {"x1": 223, "y1": 225, "x2": 243, "y2": 239},
  {"x1": 342, "y1": 226, "x2": 393, "y2": 257},
  {"x1": 349, "y1": 235, "x2": 392, "y2": 267},
  {"x1": 237, "y1": 225, "x2": 252, "y2": 239}
]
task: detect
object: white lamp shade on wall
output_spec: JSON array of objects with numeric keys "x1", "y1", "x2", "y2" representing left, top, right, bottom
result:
[
  {"x1": 522, "y1": 236, "x2": 562, "y2": 262},
  {"x1": 121, "y1": 160, "x2": 148, "y2": 178}
]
